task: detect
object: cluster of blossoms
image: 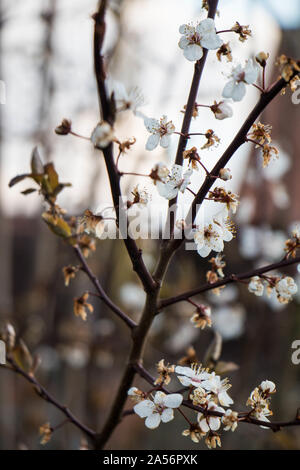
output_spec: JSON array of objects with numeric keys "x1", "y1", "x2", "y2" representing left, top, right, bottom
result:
[
  {"x1": 144, "y1": 115, "x2": 176, "y2": 151},
  {"x1": 192, "y1": 185, "x2": 238, "y2": 260},
  {"x1": 285, "y1": 227, "x2": 300, "y2": 258},
  {"x1": 193, "y1": 207, "x2": 235, "y2": 258},
  {"x1": 277, "y1": 54, "x2": 300, "y2": 84},
  {"x1": 206, "y1": 254, "x2": 226, "y2": 295},
  {"x1": 129, "y1": 185, "x2": 151, "y2": 208},
  {"x1": 247, "y1": 122, "x2": 279, "y2": 168},
  {"x1": 248, "y1": 275, "x2": 298, "y2": 304},
  {"x1": 246, "y1": 380, "x2": 276, "y2": 425},
  {"x1": 190, "y1": 304, "x2": 212, "y2": 330},
  {"x1": 128, "y1": 363, "x2": 279, "y2": 448},
  {"x1": 222, "y1": 59, "x2": 259, "y2": 102},
  {"x1": 150, "y1": 162, "x2": 192, "y2": 200},
  {"x1": 128, "y1": 363, "x2": 239, "y2": 448},
  {"x1": 129, "y1": 390, "x2": 183, "y2": 429},
  {"x1": 128, "y1": 363, "x2": 234, "y2": 443},
  {"x1": 178, "y1": 19, "x2": 222, "y2": 62}
]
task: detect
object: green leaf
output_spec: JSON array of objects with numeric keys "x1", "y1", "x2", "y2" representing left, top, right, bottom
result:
[
  {"x1": 52, "y1": 182, "x2": 72, "y2": 197},
  {"x1": 21, "y1": 188, "x2": 37, "y2": 195},
  {"x1": 12, "y1": 339, "x2": 33, "y2": 373},
  {"x1": 8, "y1": 174, "x2": 31, "y2": 187},
  {"x1": 44, "y1": 163, "x2": 59, "y2": 192},
  {"x1": 42, "y1": 212, "x2": 72, "y2": 238}
]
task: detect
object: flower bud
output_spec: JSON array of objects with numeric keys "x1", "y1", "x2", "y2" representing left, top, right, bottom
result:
[
  {"x1": 55, "y1": 119, "x2": 72, "y2": 135},
  {"x1": 256, "y1": 52, "x2": 269, "y2": 67},
  {"x1": 219, "y1": 168, "x2": 232, "y2": 181}
]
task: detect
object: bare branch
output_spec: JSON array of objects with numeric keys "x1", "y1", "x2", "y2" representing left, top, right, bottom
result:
[
  {"x1": 4, "y1": 358, "x2": 96, "y2": 440},
  {"x1": 159, "y1": 254, "x2": 300, "y2": 310},
  {"x1": 92, "y1": 2, "x2": 156, "y2": 294},
  {"x1": 73, "y1": 245, "x2": 137, "y2": 329}
]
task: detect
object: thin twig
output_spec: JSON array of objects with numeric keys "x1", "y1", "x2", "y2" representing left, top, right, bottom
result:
[
  {"x1": 74, "y1": 244, "x2": 137, "y2": 329},
  {"x1": 159, "y1": 254, "x2": 300, "y2": 310},
  {"x1": 93, "y1": 0, "x2": 156, "y2": 294},
  {"x1": 4, "y1": 358, "x2": 96, "y2": 440}
]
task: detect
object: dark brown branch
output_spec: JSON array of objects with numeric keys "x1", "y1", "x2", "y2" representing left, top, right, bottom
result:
[
  {"x1": 134, "y1": 363, "x2": 300, "y2": 433},
  {"x1": 4, "y1": 358, "x2": 96, "y2": 440},
  {"x1": 159, "y1": 255, "x2": 300, "y2": 310},
  {"x1": 73, "y1": 245, "x2": 137, "y2": 329},
  {"x1": 95, "y1": 288, "x2": 160, "y2": 449},
  {"x1": 93, "y1": 1, "x2": 156, "y2": 294}
]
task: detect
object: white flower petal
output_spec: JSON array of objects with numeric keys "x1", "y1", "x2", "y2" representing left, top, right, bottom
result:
[
  {"x1": 222, "y1": 80, "x2": 236, "y2": 99},
  {"x1": 177, "y1": 375, "x2": 193, "y2": 387},
  {"x1": 164, "y1": 393, "x2": 183, "y2": 408},
  {"x1": 218, "y1": 391, "x2": 234, "y2": 407},
  {"x1": 157, "y1": 181, "x2": 179, "y2": 200},
  {"x1": 244, "y1": 59, "x2": 259, "y2": 84},
  {"x1": 231, "y1": 82, "x2": 246, "y2": 102},
  {"x1": 133, "y1": 400, "x2": 155, "y2": 418},
  {"x1": 146, "y1": 133, "x2": 160, "y2": 151},
  {"x1": 175, "y1": 366, "x2": 195, "y2": 377},
  {"x1": 145, "y1": 413, "x2": 161, "y2": 429},
  {"x1": 200, "y1": 34, "x2": 222, "y2": 50},
  {"x1": 154, "y1": 391, "x2": 166, "y2": 405},
  {"x1": 198, "y1": 417, "x2": 210, "y2": 433},
  {"x1": 161, "y1": 408, "x2": 174, "y2": 423},
  {"x1": 179, "y1": 24, "x2": 195, "y2": 35},
  {"x1": 144, "y1": 117, "x2": 159, "y2": 132},
  {"x1": 198, "y1": 245, "x2": 212, "y2": 257},
  {"x1": 160, "y1": 134, "x2": 171, "y2": 148},
  {"x1": 179, "y1": 36, "x2": 190, "y2": 49},
  {"x1": 209, "y1": 416, "x2": 221, "y2": 431},
  {"x1": 183, "y1": 44, "x2": 203, "y2": 61}
]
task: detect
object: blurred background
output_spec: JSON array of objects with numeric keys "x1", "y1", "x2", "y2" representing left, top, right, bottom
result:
[{"x1": 0, "y1": 0, "x2": 300, "y2": 450}]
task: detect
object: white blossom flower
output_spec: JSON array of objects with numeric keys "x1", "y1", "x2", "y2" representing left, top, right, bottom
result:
[
  {"x1": 275, "y1": 276, "x2": 298, "y2": 303},
  {"x1": 175, "y1": 365, "x2": 211, "y2": 387},
  {"x1": 156, "y1": 165, "x2": 192, "y2": 200},
  {"x1": 179, "y1": 19, "x2": 223, "y2": 61},
  {"x1": 131, "y1": 185, "x2": 151, "y2": 207},
  {"x1": 128, "y1": 387, "x2": 139, "y2": 396},
  {"x1": 190, "y1": 305, "x2": 212, "y2": 330},
  {"x1": 133, "y1": 391, "x2": 183, "y2": 429},
  {"x1": 91, "y1": 121, "x2": 115, "y2": 148},
  {"x1": 246, "y1": 386, "x2": 273, "y2": 427},
  {"x1": 259, "y1": 380, "x2": 276, "y2": 395},
  {"x1": 219, "y1": 168, "x2": 232, "y2": 181},
  {"x1": 127, "y1": 387, "x2": 145, "y2": 403},
  {"x1": 248, "y1": 276, "x2": 265, "y2": 297},
  {"x1": 211, "y1": 101, "x2": 233, "y2": 120},
  {"x1": 194, "y1": 221, "x2": 224, "y2": 257},
  {"x1": 197, "y1": 402, "x2": 225, "y2": 433},
  {"x1": 194, "y1": 209, "x2": 233, "y2": 258},
  {"x1": 107, "y1": 79, "x2": 145, "y2": 116},
  {"x1": 222, "y1": 59, "x2": 259, "y2": 102},
  {"x1": 201, "y1": 373, "x2": 234, "y2": 407},
  {"x1": 222, "y1": 409, "x2": 238, "y2": 432},
  {"x1": 144, "y1": 115, "x2": 175, "y2": 151}
]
